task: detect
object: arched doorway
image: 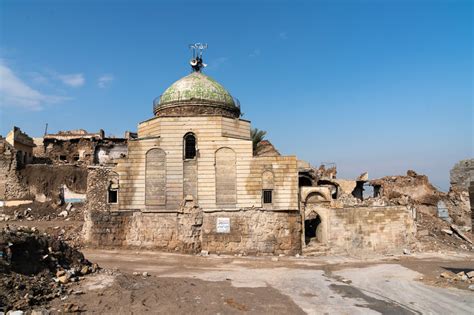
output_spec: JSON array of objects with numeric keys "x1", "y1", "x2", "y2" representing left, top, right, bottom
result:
[{"x1": 304, "y1": 211, "x2": 322, "y2": 245}]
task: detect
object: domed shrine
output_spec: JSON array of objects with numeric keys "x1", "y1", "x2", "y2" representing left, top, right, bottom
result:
[
  {"x1": 84, "y1": 44, "x2": 301, "y2": 255},
  {"x1": 83, "y1": 44, "x2": 418, "y2": 258}
]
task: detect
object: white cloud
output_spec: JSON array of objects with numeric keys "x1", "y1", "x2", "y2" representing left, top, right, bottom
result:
[
  {"x1": 0, "y1": 62, "x2": 69, "y2": 111},
  {"x1": 249, "y1": 49, "x2": 261, "y2": 57},
  {"x1": 279, "y1": 31, "x2": 288, "y2": 40},
  {"x1": 98, "y1": 74, "x2": 114, "y2": 88},
  {"x1": 58, "y1": 73, "x2": 85, "y2": 87}
]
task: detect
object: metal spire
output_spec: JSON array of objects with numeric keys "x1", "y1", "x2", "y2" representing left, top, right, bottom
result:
[{"x1": 189, "y1": 43, "x2": 208, "y2": 72}]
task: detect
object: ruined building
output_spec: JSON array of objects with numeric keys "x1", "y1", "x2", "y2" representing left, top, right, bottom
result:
[
  {"x1": 82, "y1": 51, "x2": 419, "y2": 255},
  {"x1": 5, "y1": 127, "x2": 35, "y2": 166}
]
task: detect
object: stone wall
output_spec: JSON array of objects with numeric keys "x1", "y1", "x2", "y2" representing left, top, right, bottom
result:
[
  {"x1": 450, "y1": 159, "x2": 474, "y2": 190},
  {"x1": 326, "y1": 206, "x2": 415, "y2": 255},
  {"x1": 83, "y1": 207, "x2": 301, "y2": 255},
  {"x1": 201, "y1": 210, "x2": 301, "y2": 255},
  {"x1": 85, "y1": 167, "x2": 114, "y2": 212},
  {"x1": 0, "y1": 140, "x2": 30, "y2": 201}
]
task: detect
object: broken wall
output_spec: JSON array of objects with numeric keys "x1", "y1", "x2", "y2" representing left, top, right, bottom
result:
[
  {"x1": 201, "y1": 210, "x2": 301, "y2": 255},
  {"x1": 314, "y1": 205, "x2": 416, "y2": 255}
]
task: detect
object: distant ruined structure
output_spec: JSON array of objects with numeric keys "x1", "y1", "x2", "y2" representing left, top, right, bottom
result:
[{"x1": 1, "y1": 46, "x2": 471, "y2": 255}]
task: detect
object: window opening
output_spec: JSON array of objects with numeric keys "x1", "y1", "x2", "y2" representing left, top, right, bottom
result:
[
  {"x1": 263, "y1": 190, "x2": 273, "y2": 204},
  {"x1": 184, "y1": 134, "x2": 196, "y2": 159}
]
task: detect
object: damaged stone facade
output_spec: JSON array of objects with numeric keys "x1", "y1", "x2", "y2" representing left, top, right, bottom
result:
[
  {"x1": 83, "y1": 71, "x2": 302, "y2": 255},
  {"x1": 5, "y1": 126, "x2": 36, "y2": 167},
  {"x1": 34, "y1": 129, "x2": 128, "y2": 166}
]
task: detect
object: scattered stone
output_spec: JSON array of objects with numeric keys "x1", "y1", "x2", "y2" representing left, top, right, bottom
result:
[
  {"x1": 66, "y1": 203, "x2": 73, "y2": 211},
  {"x1": 271, "y1": 257, "x2": 279, "y2": 262},
  {"x1": 58, "y1": 275, "x2": 70, "y2": 284},
  {"x1": 58, "y1": 210, "x2": 68, "y2": 218},
  {"x1": 440, "y1": 271, "x2": 454, "y2": 279},
  {"x1": 200, "y1": 250, "x2": 209, "y2": 256},
  {"x1": 441, "y1": 229, "x2": 453, "y2": 235},
  {"x1": 142, "y1": 272, "x2": 150, "y2": 277},
  {"x1": 403, "y1": 248, "x2": 411, "y2": 255},
  {"x1": 56, "y1": 270, "x2": 66, "y2": 277},
  {"x1": 466, "y1": 271, "x2": 474, "y2": 279},
  {"x1": 469, "y1": 284, "x2": 474, "y2": 291},
  {"x1": 341, "y1": 278, "x2": 352, "y2": 284},
  {"x1": 295, "y1": 253, "x2": 300, "y2": 258},
  {"x1": 133, "y1": 272, "x2": 139, "y2": 276},
  {"x1": 81, "y1": 265, "x2": 90, "y2": 275},
  {"x1": 450, "y1": 225, "x2": 473, "y2": 244},
  {"x1": 7, "y1": 311, "x2": 25, "y2": 315}
]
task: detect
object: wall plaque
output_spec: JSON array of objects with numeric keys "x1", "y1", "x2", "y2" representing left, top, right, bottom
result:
[{"x1": 216, "y1": 217, "x2": 230, "y2": 233}]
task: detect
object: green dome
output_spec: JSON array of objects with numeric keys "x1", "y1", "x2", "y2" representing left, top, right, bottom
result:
[
  {"x1": 158, "y1": 72, "x2": 235, "y2": 107},
  {"x1": 153, "y1": 72, "x2": 240, "y2": 118}
]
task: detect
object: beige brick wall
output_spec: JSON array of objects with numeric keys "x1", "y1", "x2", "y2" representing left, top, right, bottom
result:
[
  {"x1": 325, "y1": 206, "x2": 416, "y2": 255},
  {"x1": 113, "y1": 116, "x2": 298, "y2": 212}
]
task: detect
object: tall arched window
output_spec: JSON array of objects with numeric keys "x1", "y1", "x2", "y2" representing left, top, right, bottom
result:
[
  {"x1": 145, "y1": 148, "x2": 166, "y2": 206},
  {"x1": 184, "y1": 133, "x2": 196, "y2": 160},
  {"x1": 215, "y1": 147, "x2": 236, "y2": 207}
]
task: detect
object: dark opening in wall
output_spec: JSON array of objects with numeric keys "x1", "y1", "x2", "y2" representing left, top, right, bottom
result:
[
  {"x1": 317, "y1": 180, "x2": 338, "y2": 199},
  {"x1": 263, "y1": 189, "x2": 273, "y2": 204},
  {"x1": 59, "y1": 155, "x2": 67, "y2": 161},
  {"x1": 73, "y1": 154, "x2": 80, "y2": 162},
  {"x1": 352, "y1": 181, "x2": 365, "y2": 200},
  {"x1": 299, "y1": 176, "x2": 313, "y2": 187},
  {"x1": 305, "y1": 216, "x2": 321, "y2": 245},
  {"x1": 108, "y1": 189, "x2": 118, "y2": 204},
  {"x1": 373, "y1": 185, "x2": 382, "y2": 198},
  {"x1": 184, "y1": 133, "x2": 197, "y2": 159}
]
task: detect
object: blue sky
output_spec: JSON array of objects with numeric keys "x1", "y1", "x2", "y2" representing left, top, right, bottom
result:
[{"x1": 0, "y1": 0, "x2": 472, "y2": 190}]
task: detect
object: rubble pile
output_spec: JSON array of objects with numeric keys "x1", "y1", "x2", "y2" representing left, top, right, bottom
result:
[
  {"x1": 0, "y1": 225, "x2": 97, "y2": 311},
  {"x1": 0, "y1": 202, "x2": 85, "y2": 222},
  {"x1": 414, "y1": 213, "x2": 473, "y2": 252},
  {"x1": 439, "y1": 270, "x2": 474, "y2": 291}
]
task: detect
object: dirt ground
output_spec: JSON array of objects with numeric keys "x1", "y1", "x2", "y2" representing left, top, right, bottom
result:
[
  {"x1": 43, "y1": 249, "x2": 474, "y2": 314},
  {"x1": 1, "y1": 217, "x2": 473, "y2": 314}
]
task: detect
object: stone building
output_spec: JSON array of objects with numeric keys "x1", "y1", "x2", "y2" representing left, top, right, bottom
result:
[
  {"x1": 37, "y1": 129, "x2": 128, "y2": 165},
  {"x1": 84, "y1": 59, "x2": 301, "y2": 254},
  {"x1": 5, "y1": 126, "x2": 35, "y2": 166},
  {"x1": 83, "y1": 52, "x2": 416, "y2": 255}
]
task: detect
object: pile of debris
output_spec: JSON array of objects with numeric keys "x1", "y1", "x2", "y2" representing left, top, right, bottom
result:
[
  {"x1": 415, "y1": 213, "x2": 473, "y2": 252},
  {"x1": 0, "y1": 202, "x2": 84, "y2": 222},
  {"x1": 0, "y1": 225, "x2": 97, "y2": 312},
  {"x1": 439, "y1": 270, "x2": 474, "y2": 291}
]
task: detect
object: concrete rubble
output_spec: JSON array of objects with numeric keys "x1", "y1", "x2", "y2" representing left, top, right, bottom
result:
[{"x1": 0, "y1": 225, "x2": 98, "y2": 312}]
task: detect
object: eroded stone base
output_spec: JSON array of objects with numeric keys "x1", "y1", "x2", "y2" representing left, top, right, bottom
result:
[{"x1": 83, "y1": 209, "x2": 302, "y2": 255}]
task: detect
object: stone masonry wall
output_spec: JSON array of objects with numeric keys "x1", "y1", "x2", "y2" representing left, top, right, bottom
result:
[
  {"x1": 83, "y1": 207, "x2": 301, "y2": 255},
  {"x1": 202, "y1": 210, "x2": 301, "y2": 255},
  {"x1": 327, "y1": 206, "x2": 415, "y2": 255},
  {"x1": 0, "y1": 139, "x2": 30, "y2": 200}
]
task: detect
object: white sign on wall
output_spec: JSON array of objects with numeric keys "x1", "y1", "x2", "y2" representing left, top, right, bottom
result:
[{"x1": 216, "y1": 217, "x2": 230, "y2": 233}]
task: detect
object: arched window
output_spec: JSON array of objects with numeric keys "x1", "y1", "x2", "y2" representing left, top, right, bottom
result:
[
  {"x1": 215, "y1": 147, "x2": 236, "y2": 207},
  {"x1": 262, "y1": 171, "x2": 274, "y2": 205},
  {"x1": 184, "y1": 133, "x2": 197, "y2": 160},
  {"x1": 146, "y1": 148, "x2": 166, "y2": 206}
]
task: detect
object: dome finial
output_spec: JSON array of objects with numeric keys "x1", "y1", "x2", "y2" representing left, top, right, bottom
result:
[{"x1": 189, "y1": 43, "x2": 208, "y2": 72}]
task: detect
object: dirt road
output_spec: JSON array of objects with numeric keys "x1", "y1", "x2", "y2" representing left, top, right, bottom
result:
[{"x1": 50, "y1": 249, "x2": 474, "y2": 314}]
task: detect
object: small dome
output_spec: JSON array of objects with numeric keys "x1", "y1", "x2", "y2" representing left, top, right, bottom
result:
[{"x1": 153, "y1": 72, "x2": 240, "y2": 118}]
